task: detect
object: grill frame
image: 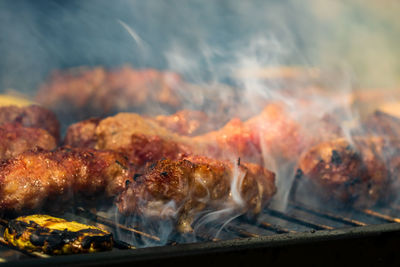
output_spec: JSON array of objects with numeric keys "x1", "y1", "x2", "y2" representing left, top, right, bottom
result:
[{"x1": 3, "y1": 222, "x2": 400, "y2": 266}]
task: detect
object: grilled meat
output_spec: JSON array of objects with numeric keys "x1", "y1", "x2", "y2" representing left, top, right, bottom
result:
[
  {"x1": 63, "y1": 110, "x2": 212, "y2": 151},
  {"x1": 0, "y1": 123, "x2": 57, "y2": 160},
  {"x1": 36, "y1": 66, "x2": 182, "y2": 119},
  {"x1": 4, "y1": 215, "x2": 113, "y2": 254},
  {"x1": 154, "y1": 109, "x2": 212, "y2": 136},
  {"x1": 63, "y1": 118, "x2": 101, "y2": 148},
  {"x1": 117, "y1": 156, "x2": 276, "y2": 233},
  {"x1": 296, "y1": 137, "x2": 398, "y2": 207},
  {"x1": 195, "y1": 103, "x2": 304, "y2": 162},
  {"x1": 0, "y1": 105, "x2": 60, "y2": 142},
  {"x1": 364, "y1": 110, "x2": 400, "y2": 138},
  {"x1": 0, "y1": 147, "x2": 133, "y2": 214},
  {"x1": 64, "y1": 103, "x2": 303, "y2": 168},
  {"x1": 92, "y1": 113, "x2": 193, "y2": 168},
  {"x1": 35, "y1": 66, "x2": 246, "y2": 126},
  {"x1": 64, "y1": 113, "x2": 194, "y2": 168}
]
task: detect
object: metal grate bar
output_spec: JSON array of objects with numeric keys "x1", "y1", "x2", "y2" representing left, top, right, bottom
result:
[
  {"x1": 358, "y1": 208, "x2": 400, "y2": 223},
  {"x1": 265, "y1": 208, "x2": 334, "y2": 230},
  {"x1": 289, "y1": 202, "x2": 367, "y2": 226},
  {"x1": 224, "y1": 225, "x2": 260, "y2": 238},
  {"x1": 257, "y1": 221, "x2": 296, "y2": 234},
  {"x1": 195, "y1": 233, "x2": 220, "y2": 242},
  {"x1": 75, "y1": 207, "x2": 160, "y2": 242}
]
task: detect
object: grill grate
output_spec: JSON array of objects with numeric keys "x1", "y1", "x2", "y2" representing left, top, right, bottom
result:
[
  {"x1": 2, "y1": 167, "x2": 400, "y2": 264},
  {"x1": 0, "y1": 200, "x2": 399, "y2": 263}
]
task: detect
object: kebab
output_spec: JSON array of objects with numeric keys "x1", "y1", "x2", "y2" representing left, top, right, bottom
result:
[
  {"x1": 295, "y1": 110, "x2": 400, "y2": 207},
  {"x1": 0, "y1": 105, "x2": 60, "y2": 142},
  {"x1": 64, "y1": 103, "x2": 303, "y2": 168},
  {"x1": 36, "y1": 66, "x2": 183, "y2": 119},
  {"x1": 117, "y1": 155, "x2": 276, "y2": 233},
  {"x1": 0, "y1": 147, "x2": 276, "y2": 233},
  {"x1": 0, "y1": 147, "x2": 133, "y2": 214},
  {"x1": 0, "y1": 123, "x2": 56, "y2": 160}
]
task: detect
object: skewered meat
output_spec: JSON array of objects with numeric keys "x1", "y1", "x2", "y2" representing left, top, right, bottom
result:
[
  {"x1": 0, "y1": 105, "x2": 60, "y2": 142},
  {"x1": 64, "y1": 103, "x2": 303, "y2": 168},
  {"x1": 36, "y1": 66, "x2": 183, "y2": 119},
  {"x1": 296, "y1": 137, "x2": 397, "y2": 207},
  {"x1": 117, "y1": 155, "x2": 276, "y2": 233},
  {"x1": 4, "y1": 215, "x2": 113, "y2": 255},
  {"x1": 0, "y1": 123, "x2": 57, "y2": 160},
  {"x1": 0, "y1": 147, "x2": 133, "y2": 214}
]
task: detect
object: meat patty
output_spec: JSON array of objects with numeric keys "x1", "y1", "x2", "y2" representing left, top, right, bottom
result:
[
  {"x1": 64, "y1": 103, "x2": 304, "y2": 169},
  {"x1": 0, "y1": 105, "x2": 60, "y2": 142},
  {"x1": 36, "y1": 66, "x2": 182, "y2": 119},
  {"x1": 117, "y1": 155, "x2": 276, "y2": 233},
  {"x1": 296, "y1": 137, "x2": 397, "y2": 208},
  {"x1": 0, "y1": 147, "x2": 133, "y2": 214},
  {"x1": 0, "y1": 123, "x2": 57, "y2": 160}
]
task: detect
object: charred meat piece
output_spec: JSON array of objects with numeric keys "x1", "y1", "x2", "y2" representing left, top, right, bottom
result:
[
  {"x1": 0, "y1": 123, "x2": 57, "y2": 160},
  {"x1": 0, "y1": 105, "x2": 60, "y2": 142},
  {"x1": 117, "y1": 155, "x2": 276, "y2": 233},
  {"x1": 36, "y1": 66, "x2": 183, "y2": 119},
  {"x1": 0, "y1": 147, "x2": 133, "y2": 214},
  {"x1": 296, "y1": 137, "x2": 396, "y2": 208},
  {"x1": 4, "y1": 215, "x2": 113, "y2": 255}
]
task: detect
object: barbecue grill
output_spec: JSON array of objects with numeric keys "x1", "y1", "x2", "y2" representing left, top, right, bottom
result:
[
  {"x1": 1, "y1": 0, "x2": 400, "y2": 266},
  {"x1": 1, "y1": 183, "x2": 400, "y2": 266}
]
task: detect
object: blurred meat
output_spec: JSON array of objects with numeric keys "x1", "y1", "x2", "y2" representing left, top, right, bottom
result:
[
  {"x1": 91, "y1": 113, "x2": 193, "y2": 169},
  {"x1": 64, "y1": 103, "x2": 305, "y2": 169},
  {"x1": 364, "y1": 110, "x2": 400, "y2": 138},
  {"x1": 36, "y1": 66, "x2": 250, "y2": 132},
  {"x1": 194, "y1": 103, "x2": 304, "y2": 162},
  {"x1": 36, "y1": 66, "x2": 183, "y2": 119},
  {"x1": 64, "y1": 114, "x2": 192, "y2": 170},
  {"x1": 245, "y1": 103, "x2": 305, "y2": 159},
  {"x1": 0, "y1": 147, "x2": 133, "y2": 214},
  {"x1": 63, "y1": 118, "x2": 101, "y2": 148},
  {"x1": 117, "y1": 155, "x2": 276, "y2": 233},
  {"x1": 0, "y1": 123, "x2": 57, "y2": 160},
  {"x1": 194, "y1": 117, "x2": 261, "y2": 163},
  {"x1": 300, "y1": 113, "x2": 345, "y2": 150},
  {"x1": 154, "y1": 110, "x2": 212, "y2": 136},
  {"x1": 296, "y1": 137, "x2": 397, "y2": 208},
  {"x1": 0, "y1": 105, "x2": 60, "y2": 142}
]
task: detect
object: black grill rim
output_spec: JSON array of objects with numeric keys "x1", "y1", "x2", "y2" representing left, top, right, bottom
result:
[{"x1": 3, "y1": 222, "x2": 400, "y2": 266}]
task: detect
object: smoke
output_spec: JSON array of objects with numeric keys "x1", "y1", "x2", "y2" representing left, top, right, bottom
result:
[
  {"x1": 1, "y1": 0, "x2": 400, "y2": 247},
  {"x1": 1, "y1": 0, "x2": 400, "y2": 94}
]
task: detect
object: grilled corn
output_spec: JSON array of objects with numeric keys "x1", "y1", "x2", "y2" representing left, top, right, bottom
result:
[{"x1": 3, "y1": 215, "x2": 113, "y2": 255}]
